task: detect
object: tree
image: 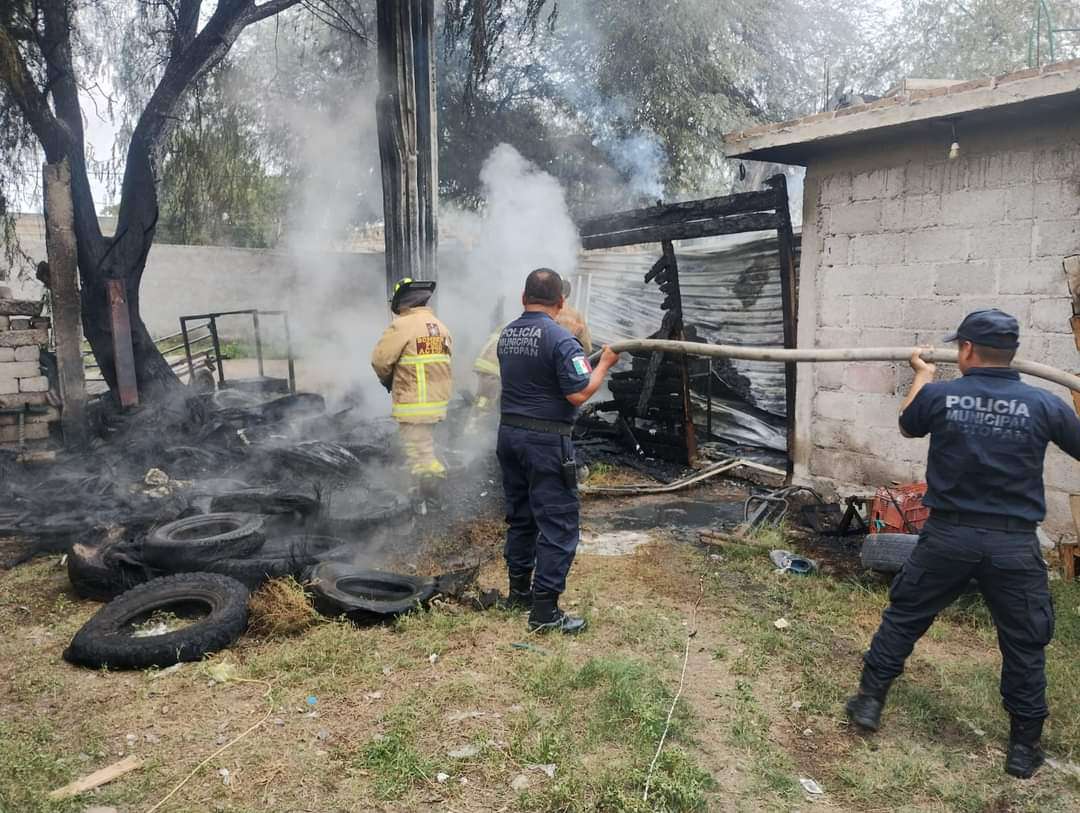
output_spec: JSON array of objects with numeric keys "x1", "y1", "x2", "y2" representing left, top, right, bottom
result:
[{"x1": 0, "y1": 0, "x2": 303, "y2": 398}]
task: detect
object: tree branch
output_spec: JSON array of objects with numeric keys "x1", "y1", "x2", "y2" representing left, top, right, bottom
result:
[
  {"x1": 0, "y1": 26, "x2": 67, "y2": 159},
  {"x1": 173, "y1": 0, "x2": 201, "y2": 56},
  {"x1": 246, "y1": 0, "x2": 303, "y2": 25}
]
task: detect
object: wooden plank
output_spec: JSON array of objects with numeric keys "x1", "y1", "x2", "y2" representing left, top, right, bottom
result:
[
  {"x1": 1062, "y1": 543, "x2": 1078, "y2": 582},
  {"x1": 768, "y1": 173, "x2": 799, "y2": 482},
  {"x1": 1064, "y1": 255, "x2": 1080, "y2": 312},
  {"x1": 42, "y1": 159, "x2": 88, "y2": 448},
  {"x1": 49, "y1": 755, "x2": 142, "y2": 800},
  {"x1": 1071, "y1": 315, "x2": 1080, "y2": 353},
  {"x1": 106, "y1": 279, "x2": 139, "y2": 408},
  {"x1": 578, "y1": 189, "x2": 782, "y2": 238},
  {"x1": 580, "y1": 211, "x2": 779, "y2": 250}
]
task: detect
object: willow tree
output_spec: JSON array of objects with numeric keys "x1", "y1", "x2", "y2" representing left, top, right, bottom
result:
[{"x1": 0, "y1": 0, "x2": 302, "y2": 397}]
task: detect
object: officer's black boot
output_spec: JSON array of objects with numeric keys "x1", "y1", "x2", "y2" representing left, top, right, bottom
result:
[
  {"x1": 844, "y1": 670, "x2": 892, "y2": 732},
  {"x1": 528, "y1": 590, "x2": 586, "y2": 634},
  {"x1": 1005, "y1": 716, "x2": 1045, "y2": 779},
  {"x1": 498, "y1": 569, "x2": 533, "y2": 611}
]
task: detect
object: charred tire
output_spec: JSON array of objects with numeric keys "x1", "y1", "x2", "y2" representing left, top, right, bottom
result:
[
  {"x1": 62, "y1": 573, "x2": 249, "y2": 669},
  {"x1": 144, "y1": 513, "x2": 265, "y2": 569},
  {"x1": 67, "y1": 537, "x2": 162, "y2": 602},
  {"x1": 860, "y1": 533, "x2": 920, "y2": 574},
  {"x1": 306, "y1": 562, "x2": 436, "y2": 621},
  {"x1": 209, "y1": 489, "x2": 320, "y2": 518},
  {"x1": 200, "y1": 536, "x2": 348, "y2": 589}
]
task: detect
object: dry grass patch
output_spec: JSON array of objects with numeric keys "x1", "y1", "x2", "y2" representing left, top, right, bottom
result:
[{"x1": 246, "y1": 577, "x2": 320, "y2": 638}]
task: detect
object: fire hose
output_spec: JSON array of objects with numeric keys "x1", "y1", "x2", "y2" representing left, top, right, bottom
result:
[{"x1": 588, "y1": 341, "x2": 1080, "y2": 394}]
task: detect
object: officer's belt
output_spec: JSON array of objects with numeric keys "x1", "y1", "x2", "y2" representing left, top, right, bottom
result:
[
  {"x1": 500, "y1": 414, "x2": 573, "y2": 437},
  {"x1": 930, "y1": 509, "x2": 1036, "y2": 532}
]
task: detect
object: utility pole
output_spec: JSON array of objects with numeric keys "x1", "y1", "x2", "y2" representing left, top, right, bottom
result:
[{"x1": 375, "y1": 0, "x2": 438, "y2": 299}]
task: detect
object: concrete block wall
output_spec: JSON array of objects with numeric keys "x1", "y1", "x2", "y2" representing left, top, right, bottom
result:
[
  {"x1": 0, "y1": 299, "x2": 57, "y2": 448},
  {"x1": 794, "y1": 114, "x2": 1080, "y2": 537}
]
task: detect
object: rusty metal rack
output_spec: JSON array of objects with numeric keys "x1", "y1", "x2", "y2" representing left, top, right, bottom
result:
[{"x1": 179, "y1": 309, "x2": 296, "y2": 395}]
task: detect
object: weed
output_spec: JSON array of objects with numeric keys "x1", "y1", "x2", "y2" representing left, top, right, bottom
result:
[{"x1": 352, "y1": 699, "x2": 435, "y2": 800}]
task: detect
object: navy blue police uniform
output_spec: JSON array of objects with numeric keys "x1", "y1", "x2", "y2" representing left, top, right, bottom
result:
[
  {"x1": 856, "y1": 310, "x2": 1080, "y2": 760},
  {"x1": 496, "y1": 311, "x2": 592, "y2": 595}
]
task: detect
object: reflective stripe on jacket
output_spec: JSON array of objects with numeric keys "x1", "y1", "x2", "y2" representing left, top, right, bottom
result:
[
  {"x1": 371, "y1": 306, "x2": 453, "y2": 424},
  {"x1": 473, "y1": 331, "x2": 501, "y2": 377}
]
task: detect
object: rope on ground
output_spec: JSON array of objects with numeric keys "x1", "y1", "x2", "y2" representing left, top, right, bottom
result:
[
  {"x1": 145, "y1": 676, "x2": 274, "y2": 813},
  {"x1": 643, "y1": 575, "x2": 705, "y2": 803}
]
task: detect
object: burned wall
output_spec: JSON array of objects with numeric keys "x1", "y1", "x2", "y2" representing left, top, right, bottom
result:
[{"x1": 794, "y1": 113, "x2": 1080, "y2": 538}]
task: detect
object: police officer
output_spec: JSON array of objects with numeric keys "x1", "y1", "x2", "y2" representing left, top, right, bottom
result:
[
  {"x1": 845, "y1": 309, "x2": 1080, "y2": 779},
  {"x1": 497, "y1": 268, "x2": 620, "y2": 633}
]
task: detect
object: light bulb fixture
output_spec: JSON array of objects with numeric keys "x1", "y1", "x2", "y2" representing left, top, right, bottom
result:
[{"x1": 947, "y1": 119, "x2": 960, "y2": 160}]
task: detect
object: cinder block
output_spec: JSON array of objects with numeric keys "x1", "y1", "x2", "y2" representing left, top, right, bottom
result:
[
  {"x1": 0, "y1": 348, "x2": 11, "y2": 362},
  {"x1": 985, "y1": 150, "x2": 1034, "y2": 188},
  {"x1": 1034, "y1": 146, "x2": 1080, "y2": 182},
  {"x1": 849, "y1": 233, "x2": 905, "y2": 265},
  {"x1": 1045, "y1": 447, "x2": 1080, "y2": 491},
  {"x1": 0, "y1": 329, "x2": 48, "y2": 348},
  {"x1": 1034, "y1": 219, "x2": 1080, "y2": 257},
  {"x1": 933, "y1": 261, "x2": 995, "y2": 296},
  {"x1": 820, "y1": 173, "x2": 852, "y2": 205},
  {"x1": 830, "y1": 201, "x2": 882, "y2": 234},
  {"x1": 1031, "y1": 297, "x2": 1071, "y2": 332},
  {"x1": 843, "y1": 363, "x2": 897, "y2": 394},
  {"x1": 1033, "y1": 181, "x2": 1080, "y2": 220},
  {"x1": 12, "y1": 345, "x2": 38, "y2": 362},
  {"x1": 814, "y1": 389, "x2": 857, "y2": 422},
  {"x1": 857, "y1": 393, "x2": 905, "y2": 429},
  {"x1": 1043, "y1": 489, "x2": 1077, "y2": 539},
  {"x1": 0, "y1": 393, "x2": 48, "y2": 408},
  {"x1": 8, "y1": 317, "x2": 31, "y2": 330},
  {"x1": 0, "y1": 378, "x2": 17, "y2": 395},
  {"x1": 816, "y1": 364, "x2": 844, "y2": 390},
  {"x1": 881, "y1": 198, "x2": 905, "y2": 231},
  {"x1": 885, "y1": 166, "x2": 907, "y2": 198},
  {"x1": 817, "y1": 294, "x2": 850, "y2": 328},
  {"x1": 822, "y1": 235, "x2": 849, "y2": 266},
  {"x1": 0, "y1": 422, "x2": 50, "y2": 443},
  {"x1": 0, "y1": 299, "x2": 40, "y2": 317},
  {"x1": 851, "y1": 169, "x2": 888, "y2": 201},
  {"x1": 1041, "y1": 332, "x2": 1080, "y2": 370},
  {"x1": 1004, "y1": 186, "x2": 1034, "y2": 221},
  {"x1": 968, "y1": 223, "x2": 1033, "y2": 260},
  {"x1": 902, "y1": 297, "x2": 963, "y2": 330},
  {"x1": 997, "y1": 258, "x2": 1068, "y2": 295},
  {"x1": 0, "y1": 316, "x2": 7, "y2": 330},
  {"x1": 940, "y1": 189, "x2": 1006, "y2": 226},
  {"x1": 850, "y1": 296, "x2": 906, "y2": 328},
  {"x1": 0, "y1": 407, "x2": 60, "y2": 426},
  {"x1": 0, "y1": 362, "x2": 41, "y2": 379},
  {"x1": 906, "y1": 229, "x2": 968, "y2": 263},
  {"x1": 18, "y1": 376, "x2": 49, "y2": 393},
  {"x1": 816, "y1": 327, "x2": 863, "y2": 348},
  {"x1": 901, "y1": 194, "x2": 943, "y2": 229}
]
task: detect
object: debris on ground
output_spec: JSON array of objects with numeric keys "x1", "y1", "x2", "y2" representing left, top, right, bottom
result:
[
  {"x1": 773, "y1": 617, "x2": 791, "y2": 630},
  {"x1": 48, "y1": 756, "x2": 143, "y2": 800},
  {"x1": 247, "y1": 576, "x2": 320, "y2": 637},
  {"x1": 799, "y1": 776, "x2": 825, "y2": 795},
  {"x1": 769, "y1": 548, "x2": 817, "y2": 575}
]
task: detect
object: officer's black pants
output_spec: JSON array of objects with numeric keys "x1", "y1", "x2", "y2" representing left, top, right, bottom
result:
[
  {"x1": 863, "y1": 517, "x2": 1055, "y2": 721},
  {"x1": 496, "y1": 425, "x2": 579, "y2": 595}
]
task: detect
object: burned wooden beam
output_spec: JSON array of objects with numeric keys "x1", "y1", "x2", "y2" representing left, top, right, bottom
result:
[
  {"x1": 578, "y1": 188, "x2": 782, "y2": 237},
  {"x1": 768, "y1": 173, "x2": 798, "y2": 480},
  {"x1": 581, "y1": 211, "x2": 780, "y2": 251}
]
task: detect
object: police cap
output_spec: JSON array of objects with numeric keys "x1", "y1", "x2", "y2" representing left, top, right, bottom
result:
[{"x1": 943, "y1": 308, "x2": 1020, "y2": 350}]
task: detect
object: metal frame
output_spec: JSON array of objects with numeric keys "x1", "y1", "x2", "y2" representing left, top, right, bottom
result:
[{"x1": 179, "y1": 309, "x2": 296, "y2": 394}]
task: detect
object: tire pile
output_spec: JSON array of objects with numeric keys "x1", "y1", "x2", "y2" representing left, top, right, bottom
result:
[{"x1": 63, "y1": 508, "x2": 474, "y2": 671}]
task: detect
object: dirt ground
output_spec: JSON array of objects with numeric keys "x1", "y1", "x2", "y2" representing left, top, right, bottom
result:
[{"x1": 2, "y1": 475, "x2": 1080, "y2": 812}]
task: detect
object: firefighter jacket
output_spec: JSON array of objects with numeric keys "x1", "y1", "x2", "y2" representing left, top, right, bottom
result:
[
  {"x1": 371, "y1": 306, "x2": 453, "y2": 423},
  {"x1": 473, "y1": 331, "x2": 501, "y2": 378},
  {"x1": 556, "y1": 304, "x2": 593, "y2": 354}
]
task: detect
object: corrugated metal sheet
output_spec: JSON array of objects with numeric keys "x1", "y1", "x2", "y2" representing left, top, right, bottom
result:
[{"x1": 572, "y1": 231, "x2": 800, "y2": 451}]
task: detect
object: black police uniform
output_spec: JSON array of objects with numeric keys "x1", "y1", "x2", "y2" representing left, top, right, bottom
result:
[
  {"x1": 861, "y1": 367, "x2": 1080, "y2": 724},
  {"x1": 496, "y1": 311, "x2": 591, "y2": 595}
]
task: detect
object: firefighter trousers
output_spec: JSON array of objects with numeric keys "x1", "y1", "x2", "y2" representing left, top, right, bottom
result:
[
  {"x1": 862, "y1": 516, "x2": 1055, "y2": 721},
  {"x1": 397, "y1": 422, "x2": 446, "y2": 478},
  {"x1": 496, "y1": 425, "x2": 579, "y2": 595}
]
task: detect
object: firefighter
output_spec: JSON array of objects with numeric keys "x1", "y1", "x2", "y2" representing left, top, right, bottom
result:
[
  {"x1": 473, "y1": 328, "x2": 502, "y2": 414},
  {"x1": 371, "y1": 278, "x2": 453, "y2": 488},
  {"x1": 497, "y1": 268, "x2": 620, "y2": 633},
  {"x1": 844, "y1": 309, "x2": 1080, "y2": 779},
  {"x1": 555, "y1": 278, "x2": 593, "y2": 354}
]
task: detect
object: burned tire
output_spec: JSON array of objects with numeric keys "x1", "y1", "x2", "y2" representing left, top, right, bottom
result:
[
  {"x1": 306, "y1": 561, "x2": 436, "y2": 621},
  {"x1": 144, "y1": 513, "x2": 265, "y2": 569},
  {"x1": 67, "y1": 536, "x2": 162, "y2": 602},
  {"x1": 201, "y1": 535, "x2": 348, "y2": 589},
  {"x1": 62, "y1": 573, "x2": 249, "y2": 669},
  {"x1": 209, "y1": 489, "x2": 320, "y2": 518},
  {"x1": 860, "y1": 533, "x2": 919, "y2": 574}
]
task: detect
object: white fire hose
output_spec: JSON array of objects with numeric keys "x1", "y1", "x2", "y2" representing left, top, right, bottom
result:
[{"x1": 590, "y1": 341, "x2": 1080, "y2": 394}]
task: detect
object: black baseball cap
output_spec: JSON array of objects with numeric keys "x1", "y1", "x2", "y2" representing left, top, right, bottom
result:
[{"x1": 943, "y1": 309, "x2": 1020, "y2": 350}]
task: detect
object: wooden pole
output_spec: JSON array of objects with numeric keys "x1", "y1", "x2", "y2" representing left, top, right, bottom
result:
[
  {"x1": 1064, "y1": 254, "x2": 1080, "y2": 576},
  {"x1": 41, "y1": 159, "x2": 88, "y2": 447},
  {"x1": 376, "y1": 0, "x2": 438, "y2": 299},
  {"x1": 768, "y1": 174, "x2": 799, "y2": 480}
]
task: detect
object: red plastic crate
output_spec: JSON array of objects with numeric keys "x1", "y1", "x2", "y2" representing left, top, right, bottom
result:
[{"x1": 868, "y1": 483, "x2": 929, "y2": 534}]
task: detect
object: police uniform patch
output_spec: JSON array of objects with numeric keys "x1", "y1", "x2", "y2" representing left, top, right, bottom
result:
[{"x1": 571, "y1": 355, "x2": 591, "y2": 376}]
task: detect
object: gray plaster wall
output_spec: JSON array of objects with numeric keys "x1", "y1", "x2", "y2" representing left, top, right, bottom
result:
[{"x1": 793, "y1": 113, "x2": 1080, "y2": 537}]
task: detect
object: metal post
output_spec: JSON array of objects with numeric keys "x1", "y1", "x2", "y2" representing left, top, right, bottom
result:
[
  {"x1": 283, "y1": 313, "x2": 296, "y2": 394},
  {"x1": 180, "y1": 317, "x2": 196, "y2": 383},
  {"x1": 252, "y1": 310, "x2": 265, "y2": 378},
  {"x1": 208, "y1": 317, "x2": 225, "y2": 386}
]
